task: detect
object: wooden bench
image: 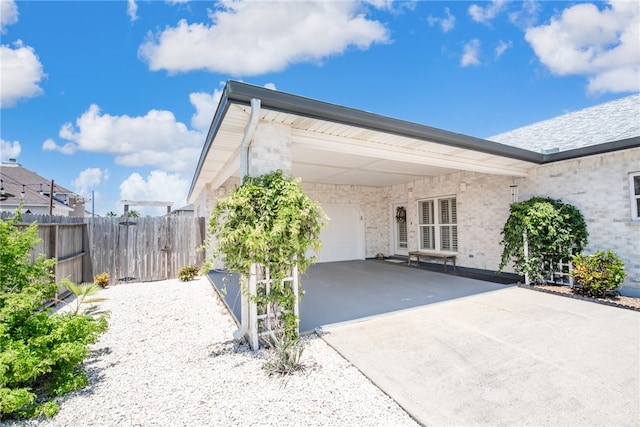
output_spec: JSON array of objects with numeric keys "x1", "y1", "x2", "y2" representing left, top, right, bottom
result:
[{"x1": 408, "y1": 251, "x2": 457, "y2": 271}]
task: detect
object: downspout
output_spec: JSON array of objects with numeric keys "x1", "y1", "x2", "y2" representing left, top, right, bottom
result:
[
  {"x1": 233, "y1": 97, "x2": 261, "y2": 342},
  {"x1": 240, "y1": 98, "x2": 261, "y2": 178}
]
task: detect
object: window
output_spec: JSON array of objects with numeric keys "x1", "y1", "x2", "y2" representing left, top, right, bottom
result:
[
  {"x1": 418, "y1": 196, "x2": 457, "y2": 252},
  {"x1": 631, "y1": 172, "x2": 640, "y2": 220}
]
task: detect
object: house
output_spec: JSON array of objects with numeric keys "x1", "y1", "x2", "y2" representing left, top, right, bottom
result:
[
  {"x1": 0, "y1": 159, "x2": 87, "y2": 217},
  {"x1": 187, "y1": 81, "x2": 640, "y2": 296},
  {"x1": 171, "y1": 204, "x2": 195, "y2": 217}
]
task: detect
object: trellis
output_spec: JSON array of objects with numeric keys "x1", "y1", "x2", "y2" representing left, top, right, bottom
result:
[
  {"x1": 234, "y1": 263, "x2": 300, "y2": 350},
  {"x1": 523, "y1": 230, "x2": 574, "y2": 286}
]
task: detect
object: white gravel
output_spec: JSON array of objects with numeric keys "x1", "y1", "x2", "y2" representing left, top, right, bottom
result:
[{"x1": 8, "y1": 277, "x2": 418, "y2": 426}]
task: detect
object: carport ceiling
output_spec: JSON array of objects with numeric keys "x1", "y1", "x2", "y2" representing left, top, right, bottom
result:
[{"x1": 189, "y1": 81, "x2": 542, "y2": 201}]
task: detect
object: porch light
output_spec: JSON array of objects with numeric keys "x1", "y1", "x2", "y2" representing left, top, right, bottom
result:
[{"x1": 510, "y1": 184, "x2": 518, "y2": 203}]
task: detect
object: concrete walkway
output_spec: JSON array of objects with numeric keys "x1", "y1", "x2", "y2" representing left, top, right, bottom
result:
[{"x1": 321, "y1": 287, "x2": 640, "y2": 426}]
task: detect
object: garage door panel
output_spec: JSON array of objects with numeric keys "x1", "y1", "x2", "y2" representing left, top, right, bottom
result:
[{"x1": 316, "y1": 204, "x2": 365, "y2": 263}]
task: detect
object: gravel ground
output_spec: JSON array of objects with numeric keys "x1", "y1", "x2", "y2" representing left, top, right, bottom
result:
[{"x1": 7, "y1": 277, "x2": 418, "y2": 427}]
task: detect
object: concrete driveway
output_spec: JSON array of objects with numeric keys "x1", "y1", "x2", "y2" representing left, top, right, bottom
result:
[
  {"x1": 321, "y1": 287, "x2": 640, "y2": 426},
  {"x1": 209, "y1": 260, "x2": 511, "y2": 333}
]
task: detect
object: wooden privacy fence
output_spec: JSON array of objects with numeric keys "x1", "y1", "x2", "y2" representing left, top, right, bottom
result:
[
  {"x1": 88, "y1": 216, "x2": 206, "y2": 284},
  {"x1": 1, "y1": 213, "x2": 207, "y2": 285},
  {"x1": 1, "y1": 213, "x2": 88, "y2": 286}
]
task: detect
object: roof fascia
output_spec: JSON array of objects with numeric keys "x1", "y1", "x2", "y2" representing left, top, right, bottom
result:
[
  {"x1": 223, "y1": 81, "x2": 545, "y2": 164},
  {"x1": 542, "y1": 136, "x2": 640, "y2": 163},
  {"x1": 187, "y1": 90, "x2": 232, "y2": 201}
]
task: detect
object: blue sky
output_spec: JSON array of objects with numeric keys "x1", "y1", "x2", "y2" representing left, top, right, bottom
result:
[{"x1": 1, "y1": 0, "x2": 638, "y2": 216}]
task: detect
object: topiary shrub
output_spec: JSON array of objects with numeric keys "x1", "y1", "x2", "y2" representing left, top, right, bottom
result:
[
  {"x1": 178, "y1": 265, "x2": 199, "y2": 282},
  {"x1": 571, "y1": 250, "x2": 627, "y2": 298},
  {"x1": 93, "y1": 272, "x2": 110, "y2": 288},
  {"x1": 0, "y1": 211, "x2": 108, "y2": 420}
]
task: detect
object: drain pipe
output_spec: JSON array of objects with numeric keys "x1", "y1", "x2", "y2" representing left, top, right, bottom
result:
[
  {"x1": 240, "y1": 98, "x2": 261, "y2": 178},
  {"x1": 233, "y1": 97, "x2": 261, "y2": 342}
]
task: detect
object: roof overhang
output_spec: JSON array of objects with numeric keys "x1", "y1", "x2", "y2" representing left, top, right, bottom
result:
[{"x1": 188, "y1": 81, "x2": 545, "y2": 203}]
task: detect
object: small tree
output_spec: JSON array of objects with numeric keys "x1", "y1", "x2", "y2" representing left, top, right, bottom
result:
[
  {"x1": 499, "y1": 197, "x2": 588, "y2": 282},
  {"x1": 208, "y1": 170, "x2": 326, "y2": 341}
]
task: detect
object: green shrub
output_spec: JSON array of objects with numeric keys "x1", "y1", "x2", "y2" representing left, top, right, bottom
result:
[
  {"x1": 0, "y1": 211, "x2": 108, "y2": 420},
  {"x1": 263, "y1": 332, "x2": 305, "y2": 376},
  {"x1": 93, "y1": 272, "x2": 110, "y2": 288},
  {"x1": 571, "y1": 250, "x2": 627, "y2": 298},
  {"x1": 499, "y1": 197, "x2": 588, "y2": 282},
  {"x1": 178, "y1": 265, "x2": 199, "y2": 282},
  {"x1": 208, "y1": 170, "x2": 326, "y2": 341}
]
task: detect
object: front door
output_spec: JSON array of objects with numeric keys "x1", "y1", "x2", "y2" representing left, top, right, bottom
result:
[{"x1": 392, "y1": 203, "x2": 408, "y2": 256}]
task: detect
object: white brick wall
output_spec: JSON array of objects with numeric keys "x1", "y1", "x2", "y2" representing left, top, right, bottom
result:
[
  {"x1": 192, "y1": 130, "x2": 639, "y2": 295},
  {"x1": 384, "y1": 148, "x2": 640, "y2": 295},
  {"x1": 523, "y1": 148, "x2": 640, "y2": 295},
  {"x1": 248, "y1": 122, "x2": 292, "y2": 176}
]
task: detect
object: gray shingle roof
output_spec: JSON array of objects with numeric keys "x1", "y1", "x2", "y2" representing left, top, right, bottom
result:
[{"x1": 488, "y1": 93, "x2": 640, "y2": 153}]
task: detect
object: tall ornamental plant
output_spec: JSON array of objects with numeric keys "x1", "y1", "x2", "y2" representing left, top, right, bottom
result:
[
  {"x1": 208, "y1": 170, "x2": 326, "y2": 339},
  {"x1": 498, "y1": 197, "x2": 588, "y2": 283},
  {"x1": 0, "y1": 211, "x2": 107, "y2": 419}
]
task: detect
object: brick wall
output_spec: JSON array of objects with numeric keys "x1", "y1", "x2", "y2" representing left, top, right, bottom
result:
[
  {"x1": 523, "y1": 148, "x2": 640, "y2": 295},
  {"x1": 388, "y1": 148, "x2": 640, "y2": 295},
  {"x1": 192, "y1": 135, "x2": 639, "y2": 295},
  {"x1": 248, "y1": 122, "x2": 292, "y2": 176}
]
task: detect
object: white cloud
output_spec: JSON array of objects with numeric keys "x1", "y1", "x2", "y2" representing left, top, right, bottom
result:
[
  {"x1": 0, "y1": 41, "x2": 46, "y2": 108},
  {"x1": 127, "y1": 0, "x2": 138, "y2": 23},
  {"x1": 189, "y1": 82, "x2": 276, "y2": 132},
  {"x1": 119, "y1": 170, "x2": 190, "y2": 215},
  {"x1": 427, "y1": 7, "x2": 456, "y2": 33},
  {"x1": 71, "y1": 167, "x2": 109, "y2": 196},
  {"x1": 189, "y1": 89, "x2": 223, "y2": 133},
  {"x1": 468, "y1": 0, "x2": 508, "y2": 24},
  {"x1": 509, "y1": 0, "x2": 540, "y2": 29},
  {"x1": 0, "y1": 138, "x2": 21, "y2": 161},
  {"x1": 42, "y1": 137, "x2": 76, "y2": 154},
  {"x1": 525, "y1": 1, "x2": 640, "y2": 94},
  {"x1": 45, "y1": 104, "x2": 203, "y2": 173},
  {"x1": 1, "y1": 0, "x2": 18, "y2": 33},
  {"x1": 138, "y1": 0, "x2": 389, "y2": 76},
  {"x1": 461, "y1": 39, "x2": 481, "y2": 67},
  {"x1": 495, "y1": 40, "x2": 513, "y2": 58}
]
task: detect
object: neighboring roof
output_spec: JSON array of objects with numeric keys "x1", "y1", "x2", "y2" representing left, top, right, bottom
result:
[
  {"x1": 172, "y1": 204, "x2": 194, "y2": 212},
  {"x1": 0, "y1": 161, "x2": 78, "y2": 211},
  {"x1": 489, "y1": 94, "x2": 640, "y2": 153}
]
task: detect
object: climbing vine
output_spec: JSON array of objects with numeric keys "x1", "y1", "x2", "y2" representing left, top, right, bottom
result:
[
  {"x1": 498, "y1": 197, "x2": 588, "y2": 282},
  {"x1": 208, "y1": 170, "x2": 326, "y2": 338}
]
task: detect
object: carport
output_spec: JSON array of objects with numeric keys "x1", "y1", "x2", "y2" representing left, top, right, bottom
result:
[{"x1": 208, "y1": 259, "x2": 512, "y2": 333}]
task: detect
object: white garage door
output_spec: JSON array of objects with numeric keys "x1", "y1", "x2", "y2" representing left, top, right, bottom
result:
[{"x1": 316, "y1": 204, "x2": 365, "y2": 263}]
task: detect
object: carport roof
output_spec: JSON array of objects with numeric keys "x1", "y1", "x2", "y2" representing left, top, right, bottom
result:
[{"x1": 187, "y1": 81, "x2": 636, "y2": 203}]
